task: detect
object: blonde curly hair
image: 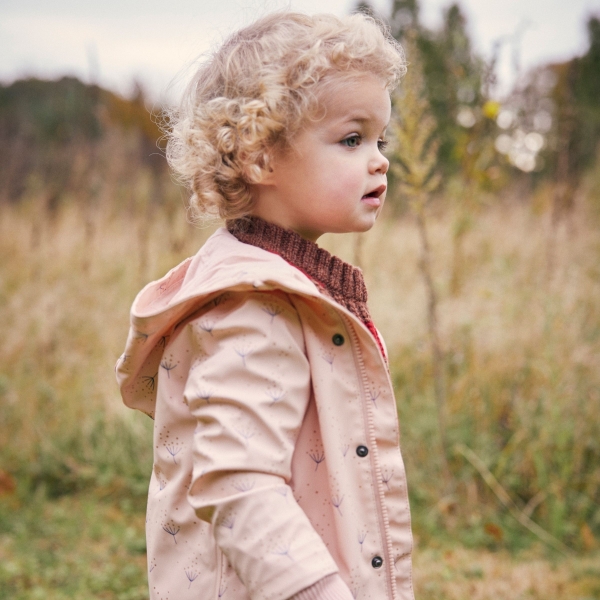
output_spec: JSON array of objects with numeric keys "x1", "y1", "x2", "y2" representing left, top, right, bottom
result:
[{"x1": 166, "y1": 11, "x2": 406, "y2": 221}]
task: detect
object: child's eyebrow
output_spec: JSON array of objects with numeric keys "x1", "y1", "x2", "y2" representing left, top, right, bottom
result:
[
  {"x1": 342, "y1": 115, "x2": 372, "y2": 124},
  {"x1": 340, "y1": 117, "x2": 391, "y2": 134}
]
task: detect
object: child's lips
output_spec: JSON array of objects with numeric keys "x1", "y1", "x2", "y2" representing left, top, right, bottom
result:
[{"x1": 361, "y1": 185, "x2": 386, "y2": 207}]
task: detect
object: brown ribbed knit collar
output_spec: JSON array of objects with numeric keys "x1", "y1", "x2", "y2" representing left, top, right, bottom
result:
[{"x1": 227, "y1": 216, "x2": 372, "y2": 325}]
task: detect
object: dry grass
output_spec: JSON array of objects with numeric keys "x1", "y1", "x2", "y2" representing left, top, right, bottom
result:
[
  {"x1": 0, "y1": 198, "x2": 215, "y2": 495},
  {"x1": 413, "y1": 545, "x2": 600, "y2": 599}
]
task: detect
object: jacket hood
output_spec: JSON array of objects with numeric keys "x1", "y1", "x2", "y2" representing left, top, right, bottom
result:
[{"x1": 116, "y1": 228, "x2": 322, "y2": 416}]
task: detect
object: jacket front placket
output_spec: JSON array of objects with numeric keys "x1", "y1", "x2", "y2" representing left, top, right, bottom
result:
[
  {"x1": 291, "y1": 294, "x2": 414, "y2": 600},
  {"x1": 345, "y1": 314, "x2": 414, "y2": 600}
]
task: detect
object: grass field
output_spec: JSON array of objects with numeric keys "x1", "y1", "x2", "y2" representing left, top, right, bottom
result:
[
  {"x1": 1, "y1": 493, "x2": 599, "y2": 599},
  {"x1": 0, "y1": 177, "x2": 599, "y2": 597}
]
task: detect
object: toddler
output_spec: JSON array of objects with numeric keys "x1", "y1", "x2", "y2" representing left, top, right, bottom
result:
[{"x1": 117, "y1": 11, "x2": 414, "y2": 600}]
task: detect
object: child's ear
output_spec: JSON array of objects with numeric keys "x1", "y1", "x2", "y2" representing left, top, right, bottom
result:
[{"x1": 259, "y1": 158, "x2": 277, "y2": 185}]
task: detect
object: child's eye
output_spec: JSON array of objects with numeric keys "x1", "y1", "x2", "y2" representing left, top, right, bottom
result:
[
  {"x1": 341, "y1": 134, "x2": 361, "y2": 148},
  {"x1": 378, "y1": 139, "x2": 389, "y2": 151}
]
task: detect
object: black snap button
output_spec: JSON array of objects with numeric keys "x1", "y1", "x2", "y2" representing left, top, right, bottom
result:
[
  {"x1": 356, "y1": 445, "x2": 369, "y2": 457},
  {"x1": 371, "y1": 556, "x2": 383, "y2": 569},
  {"x1": 332, "y1": 333, "x2": 345, "y2": 346}
]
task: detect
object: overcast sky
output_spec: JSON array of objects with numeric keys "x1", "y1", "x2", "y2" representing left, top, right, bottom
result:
[{"x1": 1, "y1": 0, "x2": 599, "y2": 101}]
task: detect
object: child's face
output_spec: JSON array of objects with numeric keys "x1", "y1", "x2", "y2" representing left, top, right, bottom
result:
[{"x1": 251, "y1": 73, "x2": 391, "y2": 242}]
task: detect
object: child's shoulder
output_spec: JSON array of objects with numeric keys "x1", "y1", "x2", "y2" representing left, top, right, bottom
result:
[
  {"x1": 130, "y1": 227, "x2": 319, "y2": 325},
  {"x1": 118, "y1": 227, "x2": 320, "y2": 417}
]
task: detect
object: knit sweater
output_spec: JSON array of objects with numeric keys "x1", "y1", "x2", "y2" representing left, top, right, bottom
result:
[{"x1": 226, "y1": 216, "x2": 385, "y2": 359}]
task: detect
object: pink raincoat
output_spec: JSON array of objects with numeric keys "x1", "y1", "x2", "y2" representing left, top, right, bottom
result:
[{"x1": 116, "y1": 227, "x2": 414, "y2": 600}]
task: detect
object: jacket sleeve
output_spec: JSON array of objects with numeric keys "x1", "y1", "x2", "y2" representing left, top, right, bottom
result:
[{"x1": 183, "y1": 290, "x2": 339, "y2": 600}]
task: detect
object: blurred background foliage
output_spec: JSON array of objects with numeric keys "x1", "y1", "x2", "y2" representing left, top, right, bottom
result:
[{"x1": 1, "y1": 1, "x2": 599, "y2": 598}]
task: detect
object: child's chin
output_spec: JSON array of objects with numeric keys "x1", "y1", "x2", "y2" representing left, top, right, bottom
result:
[
  {"x1": 351, "y1": 221, "x2": 376, "y2": 235},
  {"x1": 359, "y1": 214, "x2": 380, "y2": 231}
]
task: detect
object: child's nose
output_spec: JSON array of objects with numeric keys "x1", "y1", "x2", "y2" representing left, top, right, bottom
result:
[{"x1": 369, "y1": 149, "x2": 389, "y2": 175}]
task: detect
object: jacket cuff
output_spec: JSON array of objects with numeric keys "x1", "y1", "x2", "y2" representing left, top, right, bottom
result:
[{"x1": 288, "y1": 574, "x2": 355, "y2": 600}]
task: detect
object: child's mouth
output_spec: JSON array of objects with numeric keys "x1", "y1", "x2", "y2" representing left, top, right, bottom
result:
[{"x1": 361, "y1": 185, "x2": 386, "y2": 206}]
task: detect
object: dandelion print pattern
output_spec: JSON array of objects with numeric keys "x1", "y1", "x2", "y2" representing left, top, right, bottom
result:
[
  {"x1": 133, "y1": 329, "x2": 149, "y2": 343},
  {"x1": 308, "y1": 450, "x2": 325, "y2": 471},
  {"x1": 198, "y1": 388, "x2": 213, "y2": 404},
  {"x1": 219, "y1": 514, "x2": 235, "y2": 533},
  {"x1": 261, "y1": 302, "x2": 283, "y2": 323},
  {"x1": 185, "y1": 568, "x2": 199, "y2": 589},
  {"x1": 271, "y1": 542, "x2": 294, "y2": 561},
  {"x1": 233, "y1": 342, "x2": 253, "y2": 367},
  {"x1": 155, "y1": 467, "x2": 167, "y2": 493},
  {"x1": 231, "y1": 478, "x2": 255, "y2": 492},
  {"x1": 212, "y1": 292, "x2": 230, "y2": 307},
  {"x1": 265, "y1": 385, "x2": 285, "y2": 406},
  {"x1": 274, "y1": 486, "x2": 289, "y2": 501},
  {"x1": 198, "y1": 318, "x2": 215, "y2": 335},
  {"x1": 160, "y1": 357, "x2": 178, "y2": 378},
  {"x1": 118, "y1": 353, "x2": 130, "y2": 369},
  {"x1": 331, "y1": 494, "x2": 344, "y2": 516},
  {"x1": 367, "y1": 388, "x2": 380, "y2": 408},
  {"x1": 235, "y1": 425, "x2": 255, "y2": 445},
  {"x1": 165, "y1": 443, "x2": 182, "y2": 464},
  {"x1": 358, "y1": 530, "x2": 367, "y2": 552},
  {"x1": 381, "y1": 469, "x2": 393, "y2": 491},
  {"x1": 321, "y1": 351, "x2": 335, "y2": 371},
  {"x1": 142, "y1": 372, "x2": 158, "y2": 391},
  {"x1": 162, "y1": 521, "x2": 180, "y2": 544}
]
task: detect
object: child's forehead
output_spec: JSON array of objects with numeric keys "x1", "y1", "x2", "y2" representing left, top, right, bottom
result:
[
  {"x1": 312, "y1": 74, "x2": 391, "y2": 127},
  {"x1": 317, "y1": 72, "x2": 386, "y2": 100}
]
